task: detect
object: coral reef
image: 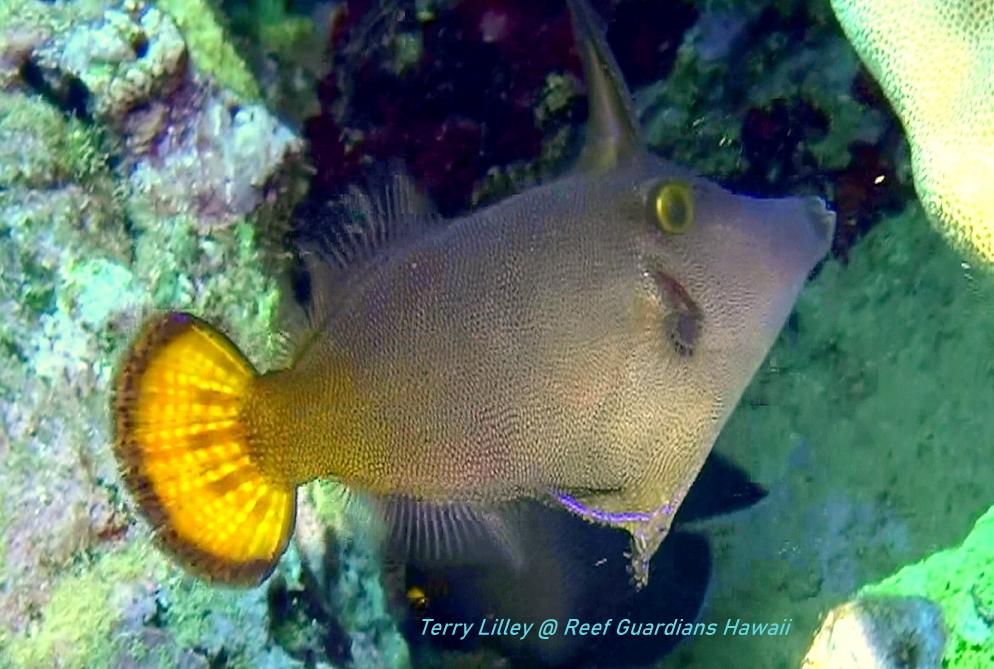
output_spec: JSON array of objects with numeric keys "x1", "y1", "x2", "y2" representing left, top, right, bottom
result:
[
  {"x1": 304, "y1": 0, "x2": 586, "y2": 215},
  {"x1": 303, "y1": 0, "x2": 701, "y2": 217},
  {"x1": 855, "y1": 501, "x2": 994, "y2": 669},
  {"x1": 155, "y1": 0, "x2": 262, "y2": 100},
  {"x1": 830, "y1": 0, "x2": 994, "y2": 270},
  {"x1": 286, "y1": 482, "x2": 411, "y2": 669},
  {"x1": 300, "y1": 0, "x2": 913, "y2": 261},
  {"x1": 638, "y1": 0, "x2": 912, "y2": 261},
  {"x1": 801, "y1": 596, "x2": 945, "y2": 669},
  {"x1": 0, "y1": 0, "x2": 407, "y2": 666}
]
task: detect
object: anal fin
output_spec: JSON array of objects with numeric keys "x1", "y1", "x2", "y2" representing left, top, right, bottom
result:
[{"x1": 376, "y1": 496, "x2": 525, "y2": 569}]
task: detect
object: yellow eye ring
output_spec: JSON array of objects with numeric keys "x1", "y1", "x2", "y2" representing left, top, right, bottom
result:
[{"x1": 652, "y1": 182, "x2": 694, "y2": 234}]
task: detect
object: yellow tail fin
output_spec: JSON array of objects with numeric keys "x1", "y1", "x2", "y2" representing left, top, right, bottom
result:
[{"x1": 112, "y1": 312, "x2": 295, "y2": 585}]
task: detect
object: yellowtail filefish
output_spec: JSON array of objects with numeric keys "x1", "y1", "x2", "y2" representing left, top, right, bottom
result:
[{"x1": 111, "y1": 0, "x2": 835, "y2": 587}]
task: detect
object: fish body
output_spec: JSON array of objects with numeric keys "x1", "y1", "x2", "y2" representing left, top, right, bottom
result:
[
  {"x1": 112, "y1": 0, "x2": 834, "y2": 586},
  {"x1": 259, "y1": 160, "x2": 826, "y2": 512}
]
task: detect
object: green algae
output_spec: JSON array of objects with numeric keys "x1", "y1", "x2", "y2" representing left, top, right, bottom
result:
[
  {"x1": 0, "y1": 95, "x2": 109, "y2": 188},
  {"x1": 4, "y1": 544, "x2": 151, "y2": 669},
  {"x1": 155, "y1": 0, "x2": 261, "y2": 100},
  {"x1": 2, "y1": 539, "x2": 301, "y2": 668}
]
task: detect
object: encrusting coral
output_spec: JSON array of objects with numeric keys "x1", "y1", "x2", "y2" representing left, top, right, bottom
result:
[{"x1": 830, "y1": 0, "x2": 994, "y2": 269}]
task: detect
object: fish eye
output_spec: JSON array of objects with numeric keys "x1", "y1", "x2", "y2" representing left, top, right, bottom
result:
[{"x1": 651, "y1": 182, "x2": 694, "y2": 234}]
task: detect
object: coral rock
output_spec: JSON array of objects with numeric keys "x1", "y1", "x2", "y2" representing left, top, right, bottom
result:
[{"x1": 802, "y1": 596, "x2": 945, "y2": 669}]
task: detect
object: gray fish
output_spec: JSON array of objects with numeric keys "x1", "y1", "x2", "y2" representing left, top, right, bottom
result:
[{"x1": 111, "y1": 0, "x2": 835, "y2": 586}]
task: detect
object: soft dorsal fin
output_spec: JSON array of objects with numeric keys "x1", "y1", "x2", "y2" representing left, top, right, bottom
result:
[
  {"x1": 293, "y1": 168, "x2": 440, "y2": 349},
  {"x1": 568, "y1": 0, "x2": 645, "y2": 172},
  {"x1": 302, "y1": 167, "x2": 439, "y2": 278}
]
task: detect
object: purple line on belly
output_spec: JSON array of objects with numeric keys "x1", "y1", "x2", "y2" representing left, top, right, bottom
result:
[{"x1": 553, "y1": 491, "x2": 659, "y2": 523}]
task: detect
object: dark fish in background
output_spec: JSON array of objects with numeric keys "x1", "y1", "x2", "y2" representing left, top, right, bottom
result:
[
  {"x1": 402, "y1": 452, "x2": 766, "y2": 669},
  {"x1": 110, "y1": 0, "x2": 833, "y2": 588}
]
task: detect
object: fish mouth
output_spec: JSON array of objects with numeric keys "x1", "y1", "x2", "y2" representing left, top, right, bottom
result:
[{"x1": 654, "y1": 271, "x2": 703, "y2": 356}]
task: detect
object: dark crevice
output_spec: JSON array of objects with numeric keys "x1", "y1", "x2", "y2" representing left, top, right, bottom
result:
[
  {"x1": 19, "y1": 59, "x2": 93, "y2": 122},
  {"x1": 132, "y1": 33, "x2": 149, "y2": 58}
]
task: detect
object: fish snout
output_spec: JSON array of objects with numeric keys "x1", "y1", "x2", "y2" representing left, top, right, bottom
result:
[{"x1": 762, "y1": 195, "x2": 836, "y2": 279}]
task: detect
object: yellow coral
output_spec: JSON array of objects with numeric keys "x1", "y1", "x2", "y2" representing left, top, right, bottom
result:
[{"x1": 831, "y1": 0, "x2": 994, "y2": 266}]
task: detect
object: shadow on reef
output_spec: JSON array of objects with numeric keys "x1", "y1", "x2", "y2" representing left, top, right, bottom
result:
[
  {"x1": 398, "y1": 453, "x2": 766, "y2": 669},
  {"x1": 267, "y1": 568, "x2": 353, "y2": 666}
]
